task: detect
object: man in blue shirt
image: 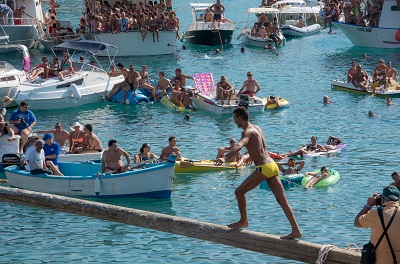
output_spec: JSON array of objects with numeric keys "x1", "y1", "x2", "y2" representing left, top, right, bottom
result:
[
  {"x1": 42, "y1": 133, "x2": 64, "y2": 176},
  {"x1": 0, "y1": 4, "x2": 14, "y2": 25},
  {"x1": 9, "y1": 101, "x2": 37, "y2": 154}
]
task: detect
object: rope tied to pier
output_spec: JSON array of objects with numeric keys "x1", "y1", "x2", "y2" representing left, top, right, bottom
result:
[{"x1": 315, "y1": 244, "x2": 337, "y2": 264}]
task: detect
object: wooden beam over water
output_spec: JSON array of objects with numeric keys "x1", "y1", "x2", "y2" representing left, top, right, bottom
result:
[{"x1": 0, "y1": 186, "x2": 360, "y2": 264}]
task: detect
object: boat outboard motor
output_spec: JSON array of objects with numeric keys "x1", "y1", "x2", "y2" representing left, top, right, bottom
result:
[
  {"x1": 2, "y1": 153, "x2": 22, "y2": 168},
  {"x1": 238, "y1": 94, "x2": 250, "y2": 108}
]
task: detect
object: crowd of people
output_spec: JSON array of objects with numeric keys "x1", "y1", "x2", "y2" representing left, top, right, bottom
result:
[
  {"x1": 348, "y1": 58, "x2": 399, "y2": 92},
  {"x1": 249, "y1": 15, "x2": 283, "y2": 47}
]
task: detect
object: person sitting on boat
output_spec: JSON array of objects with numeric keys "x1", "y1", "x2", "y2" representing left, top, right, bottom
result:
[
  {"x1": 323, "y1": 95, "x2": 332, "y2": 104},
  {"x1": 118, "y1": 12, "x2": 129, "y2": 32},
  {"x1": 42, "y1": 133, "x2": 64, "y2": 176},
  {"x1": 260, "y1": 0, "x2": 268, "y2": 7},
  {"x1": 170, "y1": 81, "x2": 184, "y2": 107},
  {"x1": 265, "y1": 96, "x2": 281, "y2": 107},
  {"x1": 250, "y1": 23, "x2": 259, "y2": 36},
  {"x1": 154, "y1": 72, "x2": 173, "y2": 101},
  {"x1": 304, "y1": 166, "x2": 329, "y2": 188},
  {"x1": 121, "y1": 65, "x2": 141, "y2": 103},
  {"x1": 386, "y1": 61, "x2": 398, "y2": 83},
  {"x1": 54, "y1": 53, "x2": 74, "y2": 81},
  {"x1": 171, "y1": 68, "x2": 193, "y2": 88},
  {"x1": 277, "y1": 158, "x2": 305, "y2": 175},
  {"x1": 258, "y1": 13, "x2": 269, "y2": 25},
  {"x1": 81, "y1": 124, "x2": 103, "y2": 154},
  {"x1": 371, "y1": 70, "x2": 389, "y2": 92},
  {"x1": 221, "y1": 14, "x2": 234, "y2": 24},
  {"x1": 257, "y1": 25, "x2": 269, "y2": 38},
  {"x1": 107, "y1": 65, "x2": 121, "y2": 78},
  {"x1": 139, "y1": 65, "x2": 157, "y2": 99},
  {"x1": 25, "y1": 140, "x2": 54, "y2": 175},
  {"x1": 351, "y1": 64, "x2": 370, "y2": 92},
  {"x1": 106, "y1": 63, "x2": 129, "y2": 99},
  {"x1": 27, "y1": 57, "x2": 48, "y2": 81},
  {"x1": 13, "y1": 5, "x2": 34, "y2": 25},
  {"x1": 355, "y1": 11, "x2": 366, "y2": 26},
  {"x1": 182, "y1": 91, "x2": 197, "y2": 110},
  {"x1": 102, "y1": 139, "x2": 131, "y2": 174},
  {"x1": 269, "y1": 18, "x2": 282, "y2": 47},
  {"x1": 160, "y1": 136, "x2": 182, "y2": 161},
  {"x1": 283, "y1": 136, "x2": 327, "y2": 157},
  {"x1": 168, "y1": 11, "x2": 180, "y2": 40},
  {"x1": 216, "y1": 138, "x2": 243, "y2": 163},
  {"x1": 204, "y1": 8, "x2": 213, "y2": 23},
  {"x1": 372, "y1": 59, "x2": 387, "y2": 82},
  {"x1": 68, "y1": 122, "x2": 86, "y2": 154},
  {"x1": 34, "y1": 122, "x2": 69, "y2": 154},
  {"x1": 347, "y1": 61, "x2": 357, "y2": 82},
  {"x1": 210, "y1": 0, "x2": 225, "y2": 29},
  {"x1": 390, "y1": 172, "x2": 400, "y2": 189},
  {"x1": 324, "y1": 136, "x2": 342, "y2": 151},
  {"x1": 8, "y1": 101, "x2": 37, "y2": 154},
  {"x1": 237, "y1": 71, "x2": 261, "y2": 97},
  {"x1": 149, "y1": 15, "x2": 160, "y2": 42},
  {"x1": 43, "y1": 57, "x2": 60, "y2": 79},
  {"x1": 323, "y1": 3, "x2": 339, "y2": 33},
  {"x1": 216, "y1": 76, "x2": 234, "y2": 105},
  {"x1": 134, "y1": 143, "x2": 158, "y2": 164},
  {"x1": 0, "y1": 114, "x2": 17, "y2": 142}
]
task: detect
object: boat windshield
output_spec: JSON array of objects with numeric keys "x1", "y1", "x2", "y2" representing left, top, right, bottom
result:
[{"x1": 0, "y1": 61, "x2": 17, "y2": 72}]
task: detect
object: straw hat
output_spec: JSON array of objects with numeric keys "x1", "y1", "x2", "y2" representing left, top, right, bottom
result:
[
  {"x1": 70, "y1": 121, "x2": 84, "y2": 131},
  {"x1": 2, "y1": 96, "x2": 13, "y2": 108}
]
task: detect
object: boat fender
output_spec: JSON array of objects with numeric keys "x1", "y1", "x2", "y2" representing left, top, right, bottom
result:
[
  {"x1": 70, "y1": 84, "x2": 81, "y2": 99},
  {"x1": 95, "y1": 176, "x2": 101, "y2": 196}
]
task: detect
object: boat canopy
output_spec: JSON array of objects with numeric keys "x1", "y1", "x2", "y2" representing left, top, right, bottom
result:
[
  {"x1": 247, "y1": 7, "x2": 280, "y2": 14},
  {"x1": 189, "y1": 3, "x2": 212, "y2": 11},
  {"x1": 53, "y1": 40, "x2": 118, "y2": 55}
]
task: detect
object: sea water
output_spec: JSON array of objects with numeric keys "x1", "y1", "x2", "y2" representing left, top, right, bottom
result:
[{"x1": 1, "y1": 0, "x2": 400, "y2": 262}]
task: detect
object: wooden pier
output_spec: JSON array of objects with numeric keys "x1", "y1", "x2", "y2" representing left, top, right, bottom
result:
[{"x1": 0, "y1": 186, "x2": 360, "y2": 263}]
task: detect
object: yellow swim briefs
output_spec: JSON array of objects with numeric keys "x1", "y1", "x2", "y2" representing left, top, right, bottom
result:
[{"x1": 255, "y1": 161, "x2": 279, "y2": 179}]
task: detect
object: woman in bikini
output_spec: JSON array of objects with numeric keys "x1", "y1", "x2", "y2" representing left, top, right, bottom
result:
[
  {"x1": 283, "y1": 136, "x2": 327, "y2": 156},
  {"x1": 68, "y1": 122, "x2": 86, "y2": 154},
  {"x1": 55, "y1": 53, "x2": 74, "y2": 81},
  {"x1": 133, "y1": 143, "x2": 158, "y2": 164}
]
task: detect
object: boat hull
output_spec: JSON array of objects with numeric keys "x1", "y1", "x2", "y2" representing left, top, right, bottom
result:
[
  {"x1": 5, "y1": 160, "x2": 176, "y2": 198},
  {"x1": 331, "y1": 80, "x2": 400, "y2": 98},
  {"x1": 89, "y1": 31, "x2": 176, "y2": 56},
  {"x1": 184, "y1": 29, "x2": 234, "y2": 46},
  {"x1": 0, "y1": 25, "x2": 38, "y2": 49},
  {"x1": 281, "y1": 24, "x2": 321, "y2": 37},
  {"x1": 333, "y1": 22, "x2": 400, "y2": 49}
]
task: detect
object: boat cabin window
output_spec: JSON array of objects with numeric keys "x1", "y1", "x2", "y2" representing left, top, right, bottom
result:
[
  {"x1": 56, "y1": 78, "x2": 83, "y2": 88},
  {"x1": 196, "y1": 11, "x2": 206, "y2": 21},
  {"x1": 0, "y1": 76, "x2": 16, "y2": 82}
]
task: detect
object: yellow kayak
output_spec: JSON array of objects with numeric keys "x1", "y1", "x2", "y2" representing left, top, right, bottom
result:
[{"x1": 175, "y1": 159, "x2": 243, "y2": 173}]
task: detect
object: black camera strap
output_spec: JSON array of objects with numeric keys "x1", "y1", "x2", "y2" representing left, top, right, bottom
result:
[{"x1": 378, "y1": 206, "x2": 398, "y2": 264}]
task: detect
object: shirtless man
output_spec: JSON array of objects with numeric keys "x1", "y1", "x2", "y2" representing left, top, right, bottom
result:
[
  {"x1": 390, "y1": 171, "x2": 400, "y2": 188},
  {"x1": 102, "y1": 139, "x2": 131, "y2": 173},
  {"x1": 171, "y1": 68, "x2": 193, "y2": 88},
  {"x1": 13, "y1": 5, "x2": 33, "y2": 25},
  {"x1": 210, "y1": 0, "x2": 225, "y2": 29},
  {"x1": 347, "y1": 61, "x2": 357, "y2": 82},
  {"x1": 139, "y1": 13, "x2": 148, "y2": 41},
  {"x1": 160, "y1": 136, "x2": 182, "y2": 161},
  {"x1": 81, "y1": 124, "x2": 103, "y2": 153},
  {"x1": 372, "y1": 59, "x2": 387, "y2": 82},
  {"x1": 171, "y1": 81, "x2": 184, "y2": 107},
  {"x1": 214, "y1": 107, "x2": 302, "y2": 238},
  {"x1": 139, "y1": 65, "x2": 156, "y2": 99},
  {"x1": 237, "y1": 71, "x2": 261, "y2": 97},
  {"x1": 204, "y1": 8, "x2": 213, "y2": 22},
  {"x1": 154, "y1": 72, "x2": 173, "y2": 101},
  {"x1": 216, "y1": 76, "x2": 234, "y2": 105},
  {"x1": 182, "y1": 91, "x2": 196, "y2": 110},
  {"x1": 351, "y1": 64, "x2": 370, "y2": 92},
  {"x1": 121, "y1": 65, "x2": 141, "y2": 103},
  {"x1": 106, "y1": 63, "x2": 129, "y2": 99},
  {"x1": 277, "y1": 158, "x2": 305, "y2": 175},
  {"x1": 386, "y1": 62, "x2": 398, "y2": 82},
  {"x1": 216, "y1": 138, "x2": 242, "y2": 162},
  {"x1": 34, "y1": 122, "x2": 69, "y2": 153},
  {"x1": 107, "y1": 65, "x2": 121, "y2": 78},
  {"x1": 257, "y1": 25, "x2": 268, "y2": 38},
  {"x1": 269, "y1": 18, "x2": 282, "y2": 47}
]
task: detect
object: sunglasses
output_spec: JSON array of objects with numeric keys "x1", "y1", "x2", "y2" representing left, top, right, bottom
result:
[
  {"x1": 146, "y1": 145, "x2": 151, "y2": 148},
  {"x1": 55, "y1": 126, "x2": 60, "y2": 128},
  {"x1": 247, "y1": 75, "x2": 252, "y2": 77}
]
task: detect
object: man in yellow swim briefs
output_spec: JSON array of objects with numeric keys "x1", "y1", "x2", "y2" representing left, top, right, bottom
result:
[{"x1": 214, "y1": 107, "x2": 302, "y2": 239}]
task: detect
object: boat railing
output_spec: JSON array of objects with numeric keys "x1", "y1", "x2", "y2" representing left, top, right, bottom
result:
[
  {"x1": 189, "y1": 22, "x2": 235, "y2": 31},
  {"x1": 7, "y1": 17, "x2": 40, "y2": 26}
]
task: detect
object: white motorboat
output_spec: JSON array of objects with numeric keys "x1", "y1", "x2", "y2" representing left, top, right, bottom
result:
[
  {"x1": 89, "y1": 30, "x2": 176, "y2": 56},
  {"x1": 192, "y1": 73, "x2": 266, "y2": 114},
  {"x1": 238, "y1": 8, "x2": 285, "y2": 48},
  {"x1": 268, "y1": 0, "x2": 323, "y2": 26},
  {"x1": 333, "y1": 0, "x2": 400, "y2": 49},
  {"x1": 182, "y1": 3, "x2": 235, "y2": 47},
  {"x1": 331, "y1": 80, "x2": 400, "y2": 98},
  {"x1": 0, "y1": 0, "x2": 46, "y2": 49},
  {"x1": 10, "y1": 40, "x2": 124, "y2": 110},
  {"x1": 281, "y1": 20, "x2": 321, "y2": 37}
]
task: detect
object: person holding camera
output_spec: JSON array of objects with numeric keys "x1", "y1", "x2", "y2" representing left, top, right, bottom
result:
[
  {"x1": 354, "y1": 186, "x2": 400, "y2": 264},
  {"x1": 8, "y1": 101, "x2": 37, "y2": 154}
]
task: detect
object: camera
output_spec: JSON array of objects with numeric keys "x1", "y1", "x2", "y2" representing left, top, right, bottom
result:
[
  {"x1": 376, "y1": 194, "x2": 382, "y2": 206},
  {"x1": 20, "y1": 118, "x2": 26, "y2": 126}
]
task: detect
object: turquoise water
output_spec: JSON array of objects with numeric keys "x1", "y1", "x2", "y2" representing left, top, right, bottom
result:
[{"x1": 1, "y1": 0, "x2": 400, "y2": 262}]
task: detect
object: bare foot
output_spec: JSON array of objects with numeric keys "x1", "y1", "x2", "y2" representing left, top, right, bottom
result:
[
  {"x1": 7, "y1": 137, "x2": 17, "y2": 142},
  {"x1": 227, "y1": 220, "x2": 248, "y2": 229},
  {"x1": 280, "y1": 231, "x2": 303, "y2": 239}
]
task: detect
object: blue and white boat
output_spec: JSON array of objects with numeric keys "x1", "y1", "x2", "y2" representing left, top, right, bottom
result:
[{"x1": 4, "y1": 156, "x2": 176, "y2": 198}]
